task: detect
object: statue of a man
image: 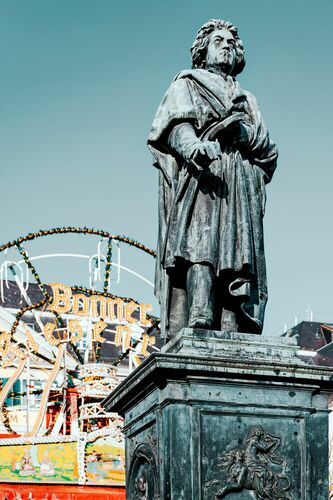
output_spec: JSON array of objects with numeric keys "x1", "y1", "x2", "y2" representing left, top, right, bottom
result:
[{"x1": 148, "y1": 19, "x2": 278, "y2": 340}]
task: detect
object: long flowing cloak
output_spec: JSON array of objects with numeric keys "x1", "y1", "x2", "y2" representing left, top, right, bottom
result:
[{"x1": 148, "y1": 69, "x2": 278, "y2": 334}]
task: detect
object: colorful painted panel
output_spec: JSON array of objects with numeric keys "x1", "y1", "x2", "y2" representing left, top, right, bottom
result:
[
  {"x1": 0, "y1": 442, "x2": 78, "y2": 484},
  {"x1": 85, "y1": 434, "x2": 125, "y2": 486}
]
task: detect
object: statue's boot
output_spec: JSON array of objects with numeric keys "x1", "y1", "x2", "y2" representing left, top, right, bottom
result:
[
  {"x1": 221, "y1": 308, "x2": 238, "y2": 332},
  {"x1": 187, "y1": 263, "x2": 215, "y2": 328},
  {"x1": 168, "y1": 286, "x2": 188, "y2": 339}
]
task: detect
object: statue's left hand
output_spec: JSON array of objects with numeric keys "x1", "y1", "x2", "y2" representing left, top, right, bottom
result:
[
  {"x1": 230, "y1": 95, "x2": 252, "y2": 131},
  {"x1": 224, "y1": 116, "x2": 252, "y2": 147}
]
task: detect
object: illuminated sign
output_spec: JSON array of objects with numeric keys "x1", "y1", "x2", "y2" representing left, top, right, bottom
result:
[
  {"x1": 48, "y1": 283, "x2": 152, "y2": 325},
  {"x1": 0, "y1": 283, "x2": 155, "y2": 360}
]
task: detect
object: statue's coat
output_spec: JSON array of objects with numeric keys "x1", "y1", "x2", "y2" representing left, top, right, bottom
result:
[{"x1": 148, "y1": 69, "x2": 278, "y2": 334}]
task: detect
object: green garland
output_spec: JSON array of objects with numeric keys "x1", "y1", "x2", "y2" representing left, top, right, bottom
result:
[
  {"x1": 1, "y1": 401, "x2": 17, "y2": 435},
  {"x1": 10, "y1": 298, "x2": 48, "y2": 340},
  {"x1": 0, "y1": 226, "x2": 156, "y2": 257},
  {"x1": 7, "y1": 389, "x2": 43, "y2": 398},
  {"x1": 103, "y1": 238, "x2": 113, "y2": 293},
  {"x1": 0, "y1": 380, "x2": 18, "y2": 435},
  {"x1": 13, "y1": 246, "x2": 83, "y2": 364},
  {"x1": 16, "y1": 243, "x2": 51, "y2": 303}
]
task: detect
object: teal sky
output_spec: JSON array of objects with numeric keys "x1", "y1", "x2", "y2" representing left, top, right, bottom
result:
[{"x1": 0, "y1": 0, "x2": 332, "y2": 335}]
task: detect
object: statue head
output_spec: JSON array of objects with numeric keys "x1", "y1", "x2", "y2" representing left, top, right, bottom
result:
[{"x1": 191, "y1": 19, "x2": 245, "y2": 76}]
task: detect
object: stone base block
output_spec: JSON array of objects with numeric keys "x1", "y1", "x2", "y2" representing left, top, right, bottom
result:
[{"x1": 103, "y1": 329, "x2": 333, "y2": 499}]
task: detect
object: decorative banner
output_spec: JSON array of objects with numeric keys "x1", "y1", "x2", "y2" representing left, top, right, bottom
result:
[
  {"x1": 0, "y1": 441, "x2": 78, "y2": 484},
  {"x1": 0, "y1": 426, "x2": 126, "y2": 486},
  {"x1": 85, "y1": 434, "x2": 125, "y2": 486}
]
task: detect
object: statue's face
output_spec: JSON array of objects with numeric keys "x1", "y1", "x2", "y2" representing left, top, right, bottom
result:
[{"x1": 205, "y1": 28, "x2": 236, "y2": 74}]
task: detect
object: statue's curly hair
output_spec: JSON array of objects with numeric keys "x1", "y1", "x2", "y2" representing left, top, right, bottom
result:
[{"x1": 191, "y1": 19, "x2": 246, "y2": 76}]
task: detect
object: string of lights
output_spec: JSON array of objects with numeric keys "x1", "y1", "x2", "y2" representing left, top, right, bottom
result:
[
  {"x1": 10, "y1": 298, "x2": 48, "y2": 340},
  {"x1": 12, "y1": 247, "x2": 84, "y2": 364},
  {"x1": 0, "y1": 380, "x2": 17, "y2": 435},
  {"x1": 16, "y1": 243, "x2": 51, "y2": 302},
  {"x1": 0, "y1": 227, "x2": 157, "y2": 257},
  {"x1": 16, "y1": 243, "x2": 65, "y2": 328},
  {"x1": 103, "y1": 238, "x2": 113, "y2": 293},
  {"x1": 6, "y1": 389, "x2": 43, "y2": 398}
]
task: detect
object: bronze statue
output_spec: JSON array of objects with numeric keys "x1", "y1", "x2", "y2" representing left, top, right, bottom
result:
[{"x1": 148, "y1": 19, "x2": 278, "y2": 339}]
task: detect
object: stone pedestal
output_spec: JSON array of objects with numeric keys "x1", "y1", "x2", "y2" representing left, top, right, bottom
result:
[{"x1": 103, "y1": 329, "x2": 333, "y2": 499}]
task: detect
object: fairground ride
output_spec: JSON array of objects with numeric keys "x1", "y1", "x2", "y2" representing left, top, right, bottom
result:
[{"x1": 0, "y1": 227, "x2": 160, "y2": 492}]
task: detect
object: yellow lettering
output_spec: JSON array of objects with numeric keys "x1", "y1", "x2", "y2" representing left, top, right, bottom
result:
[
  {"x1": 43, "y1": 322, "x2": 60, "y2": 346},
  {"x1": 67, "y1": 319, "x2": 83, "y2": 343},
  {"x1": 141, "y1": 334, "x2": 150, "y2": 356},
  {"x1": 48, "y1": 283, "x2": 72, "y2": 314},
  {"x1": 26, "y1": 329, "x2": 38, "y2": 353},
  {"x1": 115, "y1": 325, "x2": 132, "y2": 350},
  {"x1": 114, "y1": 326, "x2": 122, "y2": 346},
  {"x1": 90, "y1": 295, "x2": 107, "y2": 319},
  {"x1": 72, "y1": 294, "x2": 89, "y2": 316},
  {"x1": 92, "y1": 320, "x2": 107, "y2": 343},
  {"x1": 107, "y1": 298, "x2": 124, "y2": 321},
  {"x1": 116, "y1": 299, "x2": 125, "y2": 321},
  {"x1": 106, "y1": 299, "x2": 116, "y2": 320},
  {"x1": 125, "y1": 301, "x2": 138, "y2": 323},
  {"x1": 139, "y1": 303, "x2": 153, "y2": 326},
  {"x1": 123, "y1": 329, "x2": 132, "y2": 349}
]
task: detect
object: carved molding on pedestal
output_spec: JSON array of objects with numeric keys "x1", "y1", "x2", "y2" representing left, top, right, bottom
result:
[{"x1": 128, "y1": 442, "x2": 159, "y2": 499}]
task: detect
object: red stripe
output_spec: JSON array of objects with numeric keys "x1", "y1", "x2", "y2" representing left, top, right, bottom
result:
[{"x1": 0, "y1": 484, "x2": 125, "y2": 500}]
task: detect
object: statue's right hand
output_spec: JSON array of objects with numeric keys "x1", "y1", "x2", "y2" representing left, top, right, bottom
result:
[
  {"x1": 190, "y1": 140, "x2": 222, "y2": 168},
  {"x1": 170, "y1": 123, "x2": 221, "y2": 168}
]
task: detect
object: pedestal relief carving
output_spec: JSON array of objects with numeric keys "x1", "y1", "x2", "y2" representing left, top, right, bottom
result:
[
  {"x1": 128, "y1": 442, "x2": 159, "y2": 500},
  {"x1": 206, "y1": 426, "x2": 291, "y2": 499}
]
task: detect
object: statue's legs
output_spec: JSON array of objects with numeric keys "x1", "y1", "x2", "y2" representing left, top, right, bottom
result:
[
  {"x1": 187, "y1": 263, "x2": 215, "y2": 328},
  {"x1": 168, "y1": 265, "x2": 189, "y2": 339},
  {"x1": 215, "y1": 271, "x2": 239, "y2": 332},
  {"x1": 221, "y1": 308, "x2": 238, "y2": 332},
  {"x1": 168, "y1": 263, "x2": 239, "y2": 336}
]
